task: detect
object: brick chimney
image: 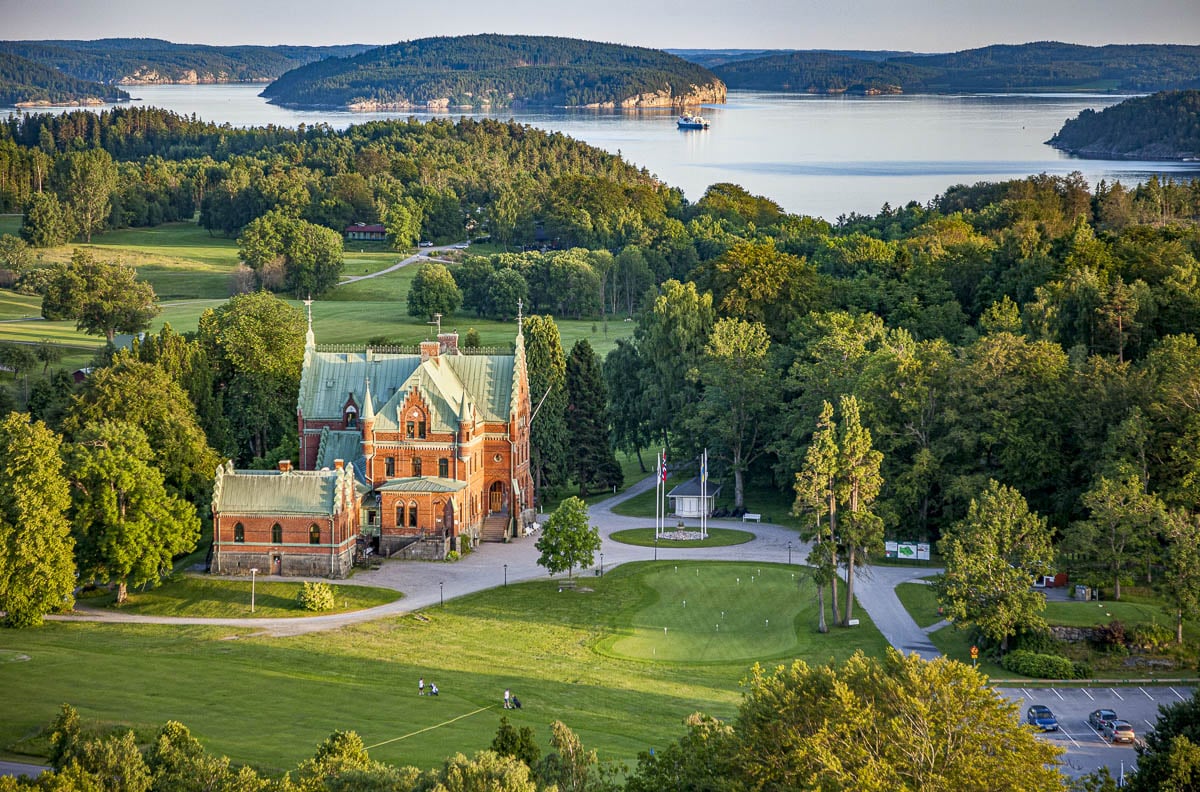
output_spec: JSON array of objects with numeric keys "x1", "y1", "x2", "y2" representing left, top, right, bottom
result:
[
  {"x1": 278, "y1": 459, "x2": 293, "y2": 473},
  {"x1": 438, "y1": 332, "x2": 459, "y2": 355},
  {"x1": 420, "y1": 340, "x2": 440, "y2": 361},
  {"x1": 334, "y1": 459, "x2": 344, "y2": 470}
]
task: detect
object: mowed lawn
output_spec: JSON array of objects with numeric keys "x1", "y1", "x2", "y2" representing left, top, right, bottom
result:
[{"x1": 0, "y1": 561, "x2": 885, "y2": 774}]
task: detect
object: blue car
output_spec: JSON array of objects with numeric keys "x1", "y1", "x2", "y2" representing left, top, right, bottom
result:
[{"x1": 1026, "y1": 704, "x2": 1059, "y2": 731}]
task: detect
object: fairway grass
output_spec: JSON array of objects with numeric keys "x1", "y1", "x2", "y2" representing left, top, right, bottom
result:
[
  {"x1": 608, "y1": 527, "x2": 754, "y2": 548},
  {"x1": 894, "y1": 580, "x2": 943, "y2": 628},
  {"x1": 0, "y1": 561, "x2": 886, "y2": 773}
]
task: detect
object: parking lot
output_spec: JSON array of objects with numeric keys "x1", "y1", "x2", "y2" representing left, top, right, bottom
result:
[{"x1": 1000, "y1": 685, "x2": 1194, "y2": 779}]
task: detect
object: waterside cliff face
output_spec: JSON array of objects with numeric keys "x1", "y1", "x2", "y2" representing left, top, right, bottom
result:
[
  {"x1": 344, "y1": 81, "x2": 726, "y2": 112},
  {"x1": 116, "y1": 69, "x2": 271, "y2": 85}
]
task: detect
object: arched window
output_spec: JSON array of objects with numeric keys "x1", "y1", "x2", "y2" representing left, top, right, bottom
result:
[
  {"x1": 234, "y1": 522, "x2": 245, "y2": 543},
  {"x1": 309, "y1": 524, "x2": 320, "y2": 545},
  {"x1": 271, "y1": 523, "x2": 282, "y2": 544},
  {"x1": 408, "y1": 501, "x2": 418, "y2": 527},
  {"x1": 396, "y1": 504, "x2": 404, "y2": 526},
  {"x1": 412, "y1": 457, "x2": 422, "y2": 476}
]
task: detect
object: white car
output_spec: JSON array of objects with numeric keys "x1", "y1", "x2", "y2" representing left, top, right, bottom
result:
[
  {"x1": 419, "y1": 241, "x2": 433, "y2": 247},
  {"x1": 453, "y1": 243, "x2": 469, "y2": 249}
]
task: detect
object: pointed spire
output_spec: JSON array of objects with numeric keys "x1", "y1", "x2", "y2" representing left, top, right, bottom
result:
[
  {"x1": 362, "y1": 377, "x2": 375, "y2": 424},
  {"x1": 516, "y1": 297, "x2": 523, "y2": 334},
  {"x1": 303, "y1": 295, "x2": 315, "y2": 349}
]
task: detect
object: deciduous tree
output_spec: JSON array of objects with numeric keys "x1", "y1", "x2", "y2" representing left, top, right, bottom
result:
[
  {"x1": 536, "y1": 496, "x2": 601, "y2": 579},
  {"x1": 1062, "y1": 473, "x2": 1161, "y2": 600},
  {"x1": 407, "y1": 261, "x2": 462, "y2": 319},
  {"x1": 41, "y1": 249, "x2": 159, "y2": 342},
  {"x1": 0, "y1": 413, "x2": 74, "y2": 627},
  {"x1": 1157, "y1": 508, "x2": 1200, "y2": 645},
  {"x1": 935, "y1": 480, "x2": 1055, "y2": 649},
  {"x1": 66, "y1": 421, "x2": 201, "y2": 604}
]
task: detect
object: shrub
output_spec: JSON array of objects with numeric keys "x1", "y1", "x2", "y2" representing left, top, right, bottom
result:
[
  {"x1": 1001, "y1": 649, "x2": 1083, "y2": 679},
  {"x1": 1129, "y1": 621, "x2": 1173, "y2": 652},
  {"x1": 1012, "y1": 628, "x2": 1061, "y2": 655},
  {"x1": 297, "y1": 581, "x2": 335, "y2": 611},
  {"x1": 445, "y1": 550, "x2": 460, "y2": 562},
  {"x1": 1092, "y1": 619, "x2": 1126, "y2": 649}
]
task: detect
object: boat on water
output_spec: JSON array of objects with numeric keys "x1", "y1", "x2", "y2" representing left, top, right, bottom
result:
[{"x1": 677, "y1": 113, "x2": 709, "y2": 129}]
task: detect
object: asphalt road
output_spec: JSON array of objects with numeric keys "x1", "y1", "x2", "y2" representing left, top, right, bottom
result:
[{"x1": 1001, "y1": 685, "x2": 1194, "y2": 779}]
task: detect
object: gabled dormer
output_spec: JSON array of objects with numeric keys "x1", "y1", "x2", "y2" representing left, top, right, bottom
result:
[
  {"x1": 342, "y1": 393, "x2": 359, "y2": 429},
  {"x1": 400, "y1": 388, "x2": 430, "y2": 440}
]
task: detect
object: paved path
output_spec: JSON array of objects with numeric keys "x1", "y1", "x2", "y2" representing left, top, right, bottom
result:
[
  {"x1": 339, "y1": 243, "x2": 462, "y2": 285},
  {"x1": 49, "y1": 475, "x2": 942, "y2": 655},
  {"x1": 0, "y1": 761, "x2": 48, "y2": 779}
]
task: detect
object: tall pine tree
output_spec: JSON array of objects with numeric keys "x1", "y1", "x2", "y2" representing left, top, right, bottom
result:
[
  {"x1": 524, "y1": 314, "x2": 568, "y2": 502},
  {"x1": 566, "y1": 339, "x2": 622, "y2": 496}
]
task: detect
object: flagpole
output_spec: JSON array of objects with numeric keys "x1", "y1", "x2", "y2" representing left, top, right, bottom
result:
[
  {"x1": 702, "y1": 448, "x2": 707, "y2": 540},
  {"x1": 654, "y1": 451, "x2": 659, "y2": 539}
]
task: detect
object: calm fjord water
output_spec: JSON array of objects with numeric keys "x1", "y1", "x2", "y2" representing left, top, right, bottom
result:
[{"x1": 20, "y1": 83, "x2": 1200, "y2": 221}]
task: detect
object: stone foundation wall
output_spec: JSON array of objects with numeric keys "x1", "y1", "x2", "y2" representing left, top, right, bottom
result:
[
  {"x1": 383, "y1": 535, "x2": 449, "y2": 560},
  {"x1": 1050, "y1": 625, "x2": 1099, "y2": 642},
  {"x1": 211, "y1": 548, "x2": 354, "y2": 578}
]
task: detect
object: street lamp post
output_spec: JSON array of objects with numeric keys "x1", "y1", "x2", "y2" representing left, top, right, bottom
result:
[
  {"x1": 654, "y1": 538, "x2": 658, "y2": 561},
  {"x1": 600, "y1": 553, "x2": 604, "y2": 576},
  {"x1": 249, "y1": 567, "x2": 259, "y2": 613},
  {"x1": 503, "y1": 563, "x2": 508, "y2": 587},
  {"x1": 439, "y1": 581, "x2": 444, "y2": 606},
  {"x1": 787, "y1": 542, "x2": 792, "y2": 565}
]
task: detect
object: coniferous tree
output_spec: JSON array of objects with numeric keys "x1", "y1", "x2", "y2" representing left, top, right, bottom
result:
[
  {"x1": 565, "y1": 339, "x2": 621, "y2": 496},
  {"x1": 524, "y1": 314, "x2": 568, "y2": 502},
  {"x1": 0, "y1": 412, "x2": 75, "y2": 627}
]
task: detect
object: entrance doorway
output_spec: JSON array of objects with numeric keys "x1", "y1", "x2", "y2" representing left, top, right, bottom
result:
[
  {"x1": 489, "y1": 481, "x2": 504, "y2": 512},
  {"x1": 272, "y1": 555, "x2": 282, "y2": 575}
]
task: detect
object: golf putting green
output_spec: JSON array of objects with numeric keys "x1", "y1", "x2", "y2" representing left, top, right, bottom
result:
[{"x1": 600, "y1": 562, "x2": 812, "y2": 663}]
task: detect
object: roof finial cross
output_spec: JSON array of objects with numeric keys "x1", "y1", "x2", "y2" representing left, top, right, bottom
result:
[{"x1": 517, "y1": 298, "x2": 523, "y2": 332}]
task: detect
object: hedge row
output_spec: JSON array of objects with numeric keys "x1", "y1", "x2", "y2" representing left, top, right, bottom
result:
[{"x1": 1001, "y1": 649, "x2": 1091, "y2": 679}]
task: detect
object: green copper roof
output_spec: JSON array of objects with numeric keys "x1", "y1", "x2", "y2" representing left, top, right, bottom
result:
[
  {"x1": 212, "y1": 462, "x2": 354, "y2": 516},
  {"x1": 297, "y1": 347, "x2": 515, "y2": 430},
  {"x1": 378, "y1": 476, "x2": 467, "y2": 493},
  {"x1": 316, "y1": 429, "x2": 362, "y2": 470}
]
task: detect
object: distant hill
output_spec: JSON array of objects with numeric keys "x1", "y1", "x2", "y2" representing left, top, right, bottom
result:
[
  {"x1": 714, "y1": 42, "x2": 1200, "y2": 94},
  {"x1": 0, "y1": 38, "x2": 375, "y2": 85},
  {"x1": 667, "y1": 48, "x2": 916, "y2": 69},
  {"x1": 261, "y1": 34, "x2": 726, "y2": 110},
  {"x1": 0, "y1": 50, "x2": 128, "y2": 106},
  {"x1": 1048, "y1": 90, "x2": 1200, "y2": 160}
]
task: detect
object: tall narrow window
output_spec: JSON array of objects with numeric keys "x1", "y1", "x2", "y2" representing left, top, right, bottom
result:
[
  {"x1": 309, "y1": 524, "x2": 321, "y2": 545},
  {"x1": 271, "y1": 523, "x2": 282, "y2": 544},
  {"x1": 406, "y1": 421, "x2": 415, "y2": 438},
  {"x1": 438, "y1": 458, "x2": 448, "y2": 478},
  {"x1": 408, "y1": 502, "x2": 418, "y2": 527},
  {"x1": 396, "y1": 505, "x2": 403, "y2": 526},
  {"x1": 412, "y1": 457, "x2": 422, "y2": 476},
  {"x1": 385, "y1": 456, "x2": 395, "y2": 477},
  {"x1": 234, "y1": 522, "x2": 245, "y2": 543},
  {"x1": 418, "y1": 420, "x2": 427, "y2": 438}
]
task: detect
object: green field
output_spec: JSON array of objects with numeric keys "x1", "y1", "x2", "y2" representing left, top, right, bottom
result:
[
  {"x1": 894, "y1": 580, "x2": 942, "y2": 628},
  {"x1": 0, "y1": 560, "x2": 886, "y2": 773},
  {"x1": 79, "y1": 575, "x2": 402, "y2": 618},
  {"x1": 608, "y1": 527, "x2": 755, "y2": 548}
]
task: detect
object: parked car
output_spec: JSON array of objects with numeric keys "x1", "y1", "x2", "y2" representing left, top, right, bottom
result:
[
  {"x1": 1104, "y1": 720, "x2": 1136, "y2": 744},
  {"x1": 1088, "y1": 709, "x2": 1118, "y2": 730},
  {"x1": 419, "y1": 241, "x2": 433, "y2": 247},
  {"x1": 1026, "y1": 705, "x2": 1059, "y2": 731}
]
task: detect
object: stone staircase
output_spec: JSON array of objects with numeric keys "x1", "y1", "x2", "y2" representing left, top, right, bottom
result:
[{"x1": 480, "y1": 513, "x2": 509, "y2": 543}]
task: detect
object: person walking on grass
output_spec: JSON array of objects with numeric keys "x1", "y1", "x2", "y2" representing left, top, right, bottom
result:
[
  {"x1": 419, "y1": 677, "x2": 424, "y2": 696},
  {"x1": 504, "y1": 688, "x2": 511, "y2": 709}
]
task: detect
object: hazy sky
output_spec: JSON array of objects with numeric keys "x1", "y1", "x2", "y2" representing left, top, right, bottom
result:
[{"x1": 2, "y1": 0, "x2": 1198, "y2": 51}]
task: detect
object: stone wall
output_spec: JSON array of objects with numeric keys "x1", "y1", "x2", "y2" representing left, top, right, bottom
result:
[
  {"x1": 383, "y1": 535, "x2": 449, "y2": 560},
  {"x1": 1050, "y1": 625, "x2": 1099, "y2": 642},
  {"x1": 211, "y1": 547, "x2": 354, "y2": 578}
]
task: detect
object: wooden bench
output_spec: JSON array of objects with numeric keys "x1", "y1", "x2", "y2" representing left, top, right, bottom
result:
[{"x1": 742, "y1": 513, "x2": 762, "y2": 523}]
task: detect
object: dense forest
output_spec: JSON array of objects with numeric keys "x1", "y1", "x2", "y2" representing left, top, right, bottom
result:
[
  {"x1": 0, "y1": 38, "x2": 373, "y2": 85},
  {"x1": 1049, "y1": 89, "x2": 1200, "y2": 160},
  {"x1": 714, "y1": 42, "x2": 1200, "y2": 94},
  {"x1": 260, "y1": 34, "x2": 726, "y2": 109},
  {"x1": 4, "y1": 105, "x2": 1200, "y2": 548},
  {"x1": 0, "y1": 51, "x2": 128, "y2": 106}
]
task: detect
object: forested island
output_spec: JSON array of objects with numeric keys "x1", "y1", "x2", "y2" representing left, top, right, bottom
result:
[
  {"x1": 0, "y1": 38, "x2": 373, "y2": 87},
  {"x1": 259, "y1": 34, "x2": 726, "y2": 110},
  {"x1": 0, "y1": 51, "x2": 128, "y2": 107},
  {"x1": 712, "y1": 42, "x2": 1200, "y2": 94},
  {"x1": 1049, "y1": 89, "x2": 1200, "y2": 160}
]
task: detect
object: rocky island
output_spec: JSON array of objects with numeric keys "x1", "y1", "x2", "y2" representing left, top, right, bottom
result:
[{"x1": 259, "y1": 34, "x2": 726, "y2": 111}]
